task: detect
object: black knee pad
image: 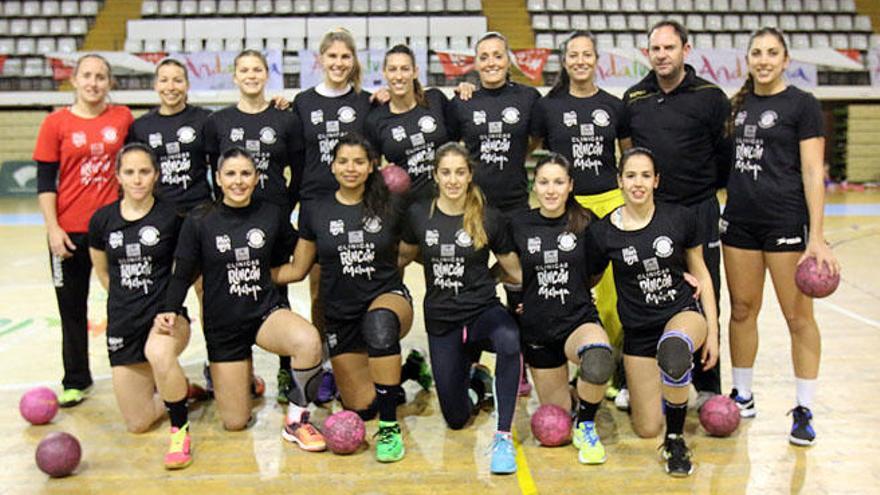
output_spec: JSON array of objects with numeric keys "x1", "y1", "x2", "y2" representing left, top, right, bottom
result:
[
  {"x1": 363, "y1": 308, "x2": 401, "y2": 358},
  {"x1": 577, "y1": 343, "x2": 614, "y2": 385},
  {"x1": 656, "y1": 331, "x2": 694, "y2": 387}
]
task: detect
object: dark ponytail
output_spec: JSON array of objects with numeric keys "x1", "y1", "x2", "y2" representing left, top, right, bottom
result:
[
  {"x1": 728, "y1": 26, "x2": 790, "y2": 136},
  {"x1": 331, "y1": 133, "x2": 389, "y2": 220},
  {"x1": 384, "y1": 44, "x2": 427, "y2": 108},
  {"x1": 534, "y1": 153, "x2": 594, "y2": 234}
]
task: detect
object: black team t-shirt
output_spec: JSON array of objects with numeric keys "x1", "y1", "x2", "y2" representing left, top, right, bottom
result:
[
  {"x1": 203, "y1": 106, "x2": 301, "y2": 210},
  {"x1": 587, "y1": 202, "x2": 701, "y2": 331},
  {"x1": 531, "y1": 89, "x2": 625, "y2": 196},
  {"x1": 621, "y1": 66, "x2": 730, "y2": 206},
  {"x1": 365, "y1": 88, "x2": 451, "y2": 201},
  {"x1": 291, "y1": 87, "x2": 373, "y2": 202},
  {"x1": 173, "y1": 200, "x2": 297, "y2": 330},
  {"x1": 299, "y1": 196, "x2": 405, "y2": 320},
  {"x1": 402, "y1": 201, "x2": 514, "y2": 331},
  {"x1": 724, "y1": 86, "x2": 824, "y2": 228},
  {"x1": 128, "y1": 105, "x2": 214, "y2": 211},
  {"x1": 447, "y1": 82, "x2": 540, "y2": 212},
  {"x1": 511, "y1": 209, "x2": 599, "y2": 343},
  {"x1": 88, "y1": 198, "x2": 182, "y2": 335}
]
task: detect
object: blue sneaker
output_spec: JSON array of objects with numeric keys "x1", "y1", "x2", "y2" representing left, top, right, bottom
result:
[
  {"x1": 788, "y1": 406, "x2": 816, "y2": 446},
  {"x1": 489, "y1": 432, "x2": 517, "y2": 475},
  {"x1": 729, "y1": 388, "x2": 756, "y2": 418}
]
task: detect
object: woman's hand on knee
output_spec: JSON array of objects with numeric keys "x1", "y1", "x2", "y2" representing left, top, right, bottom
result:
[
  {"x1": 153, "y1": 312, "x2": 177, "y2": 335},
  {"x1": 701, "y1": 333, "x2": 719, "y2": 371}
]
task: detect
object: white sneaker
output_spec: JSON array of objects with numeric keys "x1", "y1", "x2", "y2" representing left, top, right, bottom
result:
[{"x1": 614, "y1": 388, "x2": 630, "y2": 411}]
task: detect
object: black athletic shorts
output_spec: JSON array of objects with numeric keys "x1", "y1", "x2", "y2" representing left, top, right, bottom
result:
[
  {"x1": 720, "y1": 218, "x2": 808, "y2": 252},
  {"x1": 522, "y1": 312, "x2": 603, "y2": 369},
  {"x1": 108, "y1": 308, "x2": 190, "y2": 367},
  {"x1": 623, "y1": 301, "x2": 702, "y2": 358},
  {"x1": 205, "y1": 304, "x2": 288, "y2": 362},
  {"x1": 324, "y1": 286, "x2": 412, "y2": 358}
]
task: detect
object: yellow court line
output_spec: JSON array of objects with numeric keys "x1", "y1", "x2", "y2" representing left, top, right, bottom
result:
[{"x1": 513, "y1": 429, "x2": 539, "y2": 495}]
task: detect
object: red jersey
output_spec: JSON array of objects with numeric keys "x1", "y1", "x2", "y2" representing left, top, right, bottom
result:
[{"x1": 33, "y1": 105, "x2": 134, "y2": 233}]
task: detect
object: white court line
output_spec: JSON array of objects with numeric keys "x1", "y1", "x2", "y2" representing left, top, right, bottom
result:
[
  {"x1": 816, "y1": 299, "x2": 880, "y2": 330},
  {"x1": 0, "y1": 358, "x2": 206, "y2": 392}
]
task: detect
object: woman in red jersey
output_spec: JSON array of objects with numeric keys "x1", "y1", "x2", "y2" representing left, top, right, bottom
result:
[{"x1": 33, "y1": 54, "x2": 134, "y2": 407}]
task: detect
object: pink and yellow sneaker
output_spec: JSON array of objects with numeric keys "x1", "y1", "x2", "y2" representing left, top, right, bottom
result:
[{"x1": 164, "y1": 423, "x2": 193, "y2": 470}]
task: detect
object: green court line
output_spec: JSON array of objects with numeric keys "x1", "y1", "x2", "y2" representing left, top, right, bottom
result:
[{"x1": 0, "y1": 318, "x2": 33, "y2": 337}]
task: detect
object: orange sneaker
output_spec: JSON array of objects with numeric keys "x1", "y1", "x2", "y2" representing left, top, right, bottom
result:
[
  {"x1": 251, "y1": 375, "x2": 266, "y2": 399},
  {"x1": 164, "y1": 423, "x2": 193, "y2": 470},
  {"x1": 281, "y1": 412, "x2": 326, "y2": 452}
]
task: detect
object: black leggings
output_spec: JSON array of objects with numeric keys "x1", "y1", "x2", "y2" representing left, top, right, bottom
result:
[
  {"x1": 427, "y1": 305, "x2": 521, "y2": 432},
  {"x1": 690, "y1": 195, "x2": 722, "y2": 394},
  {"x1": 49, "y1": 233, "x2": 93, "y2": 390}
]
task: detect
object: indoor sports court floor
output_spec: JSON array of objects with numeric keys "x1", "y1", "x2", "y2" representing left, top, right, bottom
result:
[{"x1": 1, "y1": 191, "x2": 878, "y2": 494}]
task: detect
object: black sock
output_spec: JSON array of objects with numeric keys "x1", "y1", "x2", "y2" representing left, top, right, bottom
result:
[
  {"x1": 279, "y1": 355, "x2": 291, "y2": 370},
  {"x1": 375, "y1": 384, "x2": 401, "y2": 423},
  {"x1": 577, "y1": 398, "x2": 600, "y2": 424},
  {"x1": 664, "y1": 400, "x2": 688, "y2": 437},
  {"x1": 164, "y1": 397, "x2": 188, "y2": 429}
]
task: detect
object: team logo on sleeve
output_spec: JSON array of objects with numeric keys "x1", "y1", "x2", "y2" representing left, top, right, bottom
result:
[
  {"x1": 473, "y1": 110, "x2": 487, "y2": 125},
  {"x1": 734, "y1": 111, "x2": 748, "y2": 127},
  {"x1": 758, "y1": 110, "x2": 778, "y2": 129},
  {"x1": 563, "y1": 111, "x2": 577, "y2": 127},
  {"x1": 591, "y1": 109, "x2": 611, "y2": 127},
  {"x1": 138, "y1": 226, "x2": 160, "y2": 246},
  {"x1": 557, "y1": 232, "x2": 577, "y2": 252},
  {"x1": 259, "y1": 127, "x2": 277, "y2": 145},
  {"x1": 246, "y1": 228, "x2": 266, "y2": 249},
  {"x1": 337, "y1": 106, "x2": 356, "y2": 124},
  {"x1": 622, "y1": 246, "x2": 638, "y2": 265},
  {"x1": 418, "y1": 116, "x2": 437, "y2": 134},
  {"x1": 230, "y1": 128, "x2": 244, "y2": 142},
  {"x1": 329, "y1": 219, "x2": 345, "y2": 236},
  {"x1": 177, "y1": 126, "x2": 196, "y2": 144},
  {"x1": 363, "y1": 216, "x2": 382, "y2": 234},
  {"x1": 311, "y1": 110, "x2": 324, "y2": 125},
  {"x1": 425, "y1": 229, "x2": 439, "y2": 246},
  {"x1": 642, "y1": 257, "x2": 659, "y2": 272},
  {"x1": 527, "y1": 236, "x2": 541, "y2": 254},
  {"x1": 72, "y1": 132, "x2": 87, "y2": 148},
  {"x1": 392, "y1": 126, "x2": 407, "y2": 142},
  {"x1": 109, "y1": 231, "x2": 123, "y2": 249},
  {"x1": 501, "y1": 107, "x2": 520, "y2": 125},
  {"x1": 454, "y1": 229, "x2": 473, "y2": 248},
  {"x1": 215, "y1": 235, "x2": 232, "y2": 253},
  {"x1": 653, "y1": 236, "x2": 674, "y2": 258},
  {"x1": 148, "y1": 132, "x2": 163, "y2": 148},
  {"x1": 101, "y1": 127, "x2": 119, "y2": 143}
]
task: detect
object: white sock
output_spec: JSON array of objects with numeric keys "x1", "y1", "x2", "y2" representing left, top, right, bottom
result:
[
  {"x1": 731, "y1": 367, "x2": 754, "y2": 399},
  {"x1": 796, "y1": 378, "x2": 817, "y2": 409},
  {"x1": 286, "y1": 403, "x2": 307, "y2": 424}
]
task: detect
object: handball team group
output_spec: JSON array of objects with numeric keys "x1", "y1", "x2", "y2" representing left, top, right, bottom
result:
[{"x1": 33, "y1": 18, "x2": 840, "y2": 478}]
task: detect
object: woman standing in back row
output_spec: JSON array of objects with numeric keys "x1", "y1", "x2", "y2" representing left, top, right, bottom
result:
[
  {"x1": 722, "y1": 27, "x2": 839, "y2": 447},
  {"x1": 34, "y1": 54, "x2": 133, "y2": 407}
]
